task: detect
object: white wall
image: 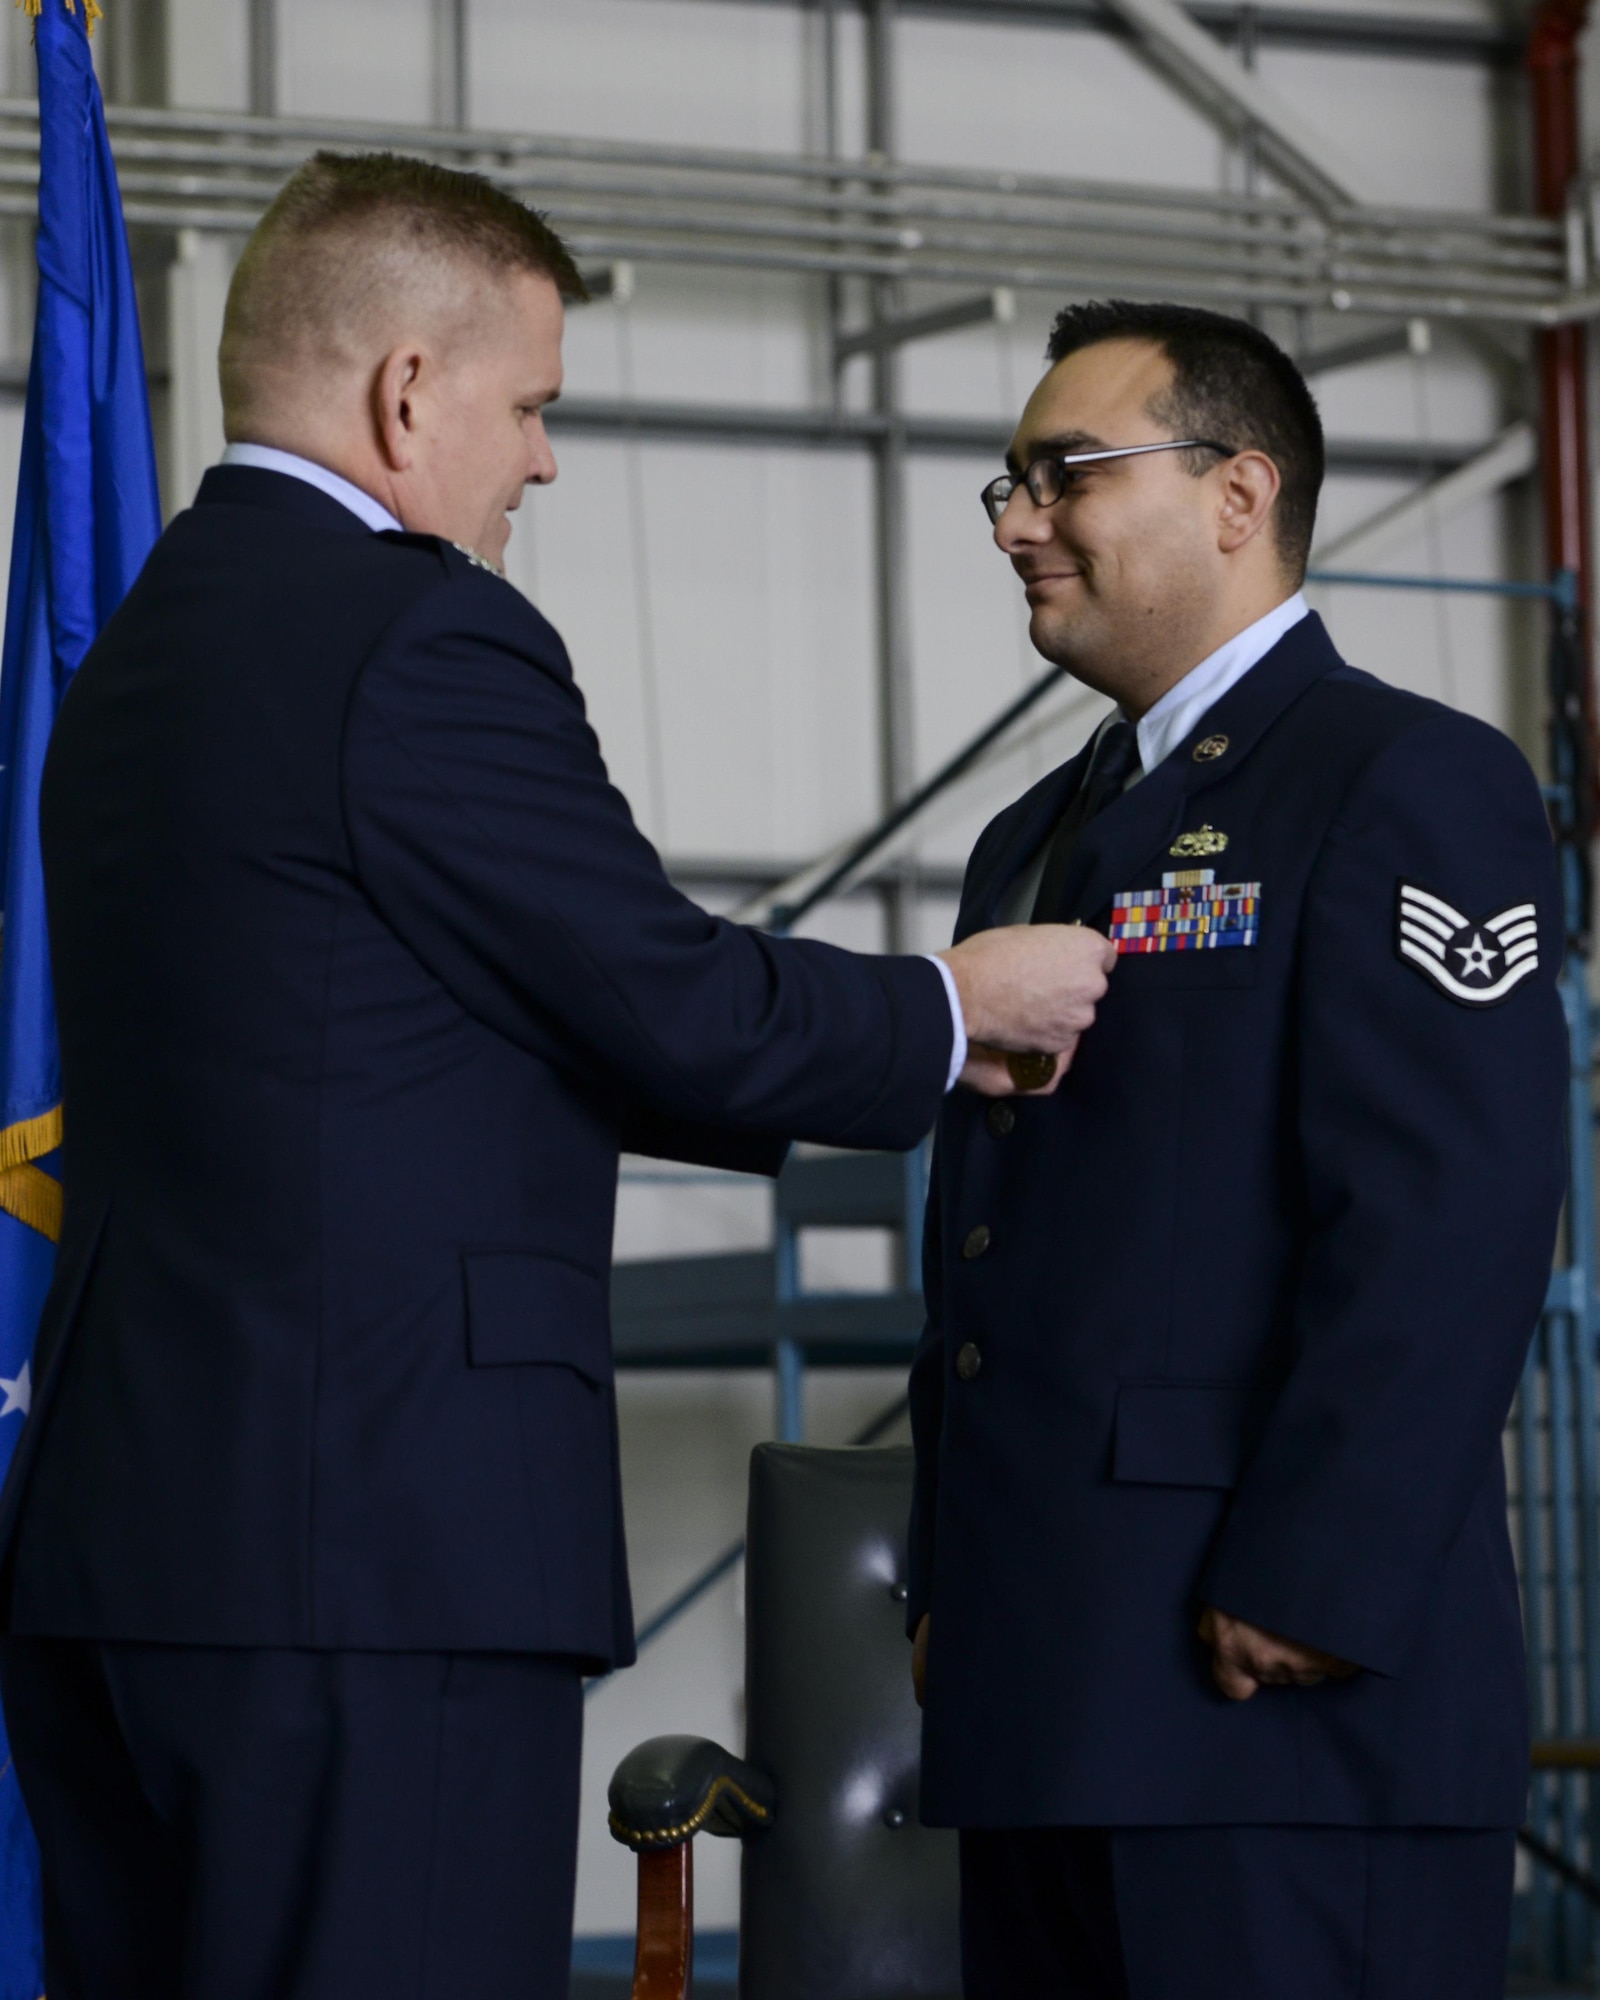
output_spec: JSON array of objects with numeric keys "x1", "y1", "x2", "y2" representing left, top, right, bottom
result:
[{"x1": 0, "y1": 0, "x2": 1554, "y2": 1941}]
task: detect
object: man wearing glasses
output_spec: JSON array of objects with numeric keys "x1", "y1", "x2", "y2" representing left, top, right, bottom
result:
[{"x1": 905, "y1": 300, "x2": 1567, "y2": 1997}]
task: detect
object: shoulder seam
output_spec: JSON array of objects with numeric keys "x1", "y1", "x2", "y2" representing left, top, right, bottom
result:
[{"x1": 1324, "y1": 706, "x2": 1534, "y2": 850}]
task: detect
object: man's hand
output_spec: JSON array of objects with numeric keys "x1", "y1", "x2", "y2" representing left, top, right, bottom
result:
[
  {"x1": 912, "y1": 1613, "x2": 930, "y2": 1708},
  {"x1": 1196, "y1": 1606, "x2": 1359, "y2": 1702},
  {"x1": 939, "y1": 925, "x2": 1116, "y2": 1098}
]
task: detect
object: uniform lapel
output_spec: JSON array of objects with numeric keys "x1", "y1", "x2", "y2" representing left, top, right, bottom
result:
[
  {"x1": 1052, "y1": 612, "x2": 1346, "y2": 925},
  {"x1": 954, "y1": 738, "x2": 1097, "y2": 940}
]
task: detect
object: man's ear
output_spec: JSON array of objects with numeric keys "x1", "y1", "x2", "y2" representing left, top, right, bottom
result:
[
  {"x1": 373, "y1": 346, "x2": 425, "y2": 473},
  {"x1": 1215, "y1": 449, "x2": 1281, "y2": 557}
]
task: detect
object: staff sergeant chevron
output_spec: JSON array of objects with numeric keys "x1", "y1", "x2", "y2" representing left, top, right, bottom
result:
[{"x1": 1395, "y1": 881, "x2": 1540, "y2": 1008}]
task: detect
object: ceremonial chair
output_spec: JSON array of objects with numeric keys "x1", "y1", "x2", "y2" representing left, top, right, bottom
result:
[{"x1": 607, "y1": 1444, "x2": 961, "y2": 2000}]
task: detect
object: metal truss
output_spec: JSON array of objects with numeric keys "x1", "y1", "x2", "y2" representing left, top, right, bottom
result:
[
  {"x1": 0, "y1": 98, "x2": 1589, "y2": 329},
  {"x1": 662, "y1": 1, "x2": 1522, "y2": 66},
  {"x1": 544, "y1": 398, "x2": 1478, "y2": 481}
]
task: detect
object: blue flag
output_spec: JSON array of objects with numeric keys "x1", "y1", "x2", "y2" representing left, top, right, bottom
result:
[{"x1": 0, "y1": 5, "x2": 160, "y2": 1992}]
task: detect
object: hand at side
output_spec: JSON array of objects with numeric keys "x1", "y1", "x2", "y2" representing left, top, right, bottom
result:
[{"x1": 1197, "y1": 1605, "x2": 1358, "y2": 1701}]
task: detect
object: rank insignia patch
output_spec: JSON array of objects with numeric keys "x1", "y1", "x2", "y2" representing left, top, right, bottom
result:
[
  {"x1": 1110, "y1": 869, "x2": 1260, "y2": 954},
  {"x1": 1395, "y1": 883, "x2": 1540, "y2": 1007}
]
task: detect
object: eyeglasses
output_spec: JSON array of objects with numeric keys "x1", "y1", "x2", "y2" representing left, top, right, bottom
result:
[{"x1": 980, "y1": 438, "x2": 1236, "y2": 526}]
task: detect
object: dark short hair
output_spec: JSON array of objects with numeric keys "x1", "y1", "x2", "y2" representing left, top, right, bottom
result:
[{"x1": 1045, "y1": 300, "x2": 1324, "y2": 580}]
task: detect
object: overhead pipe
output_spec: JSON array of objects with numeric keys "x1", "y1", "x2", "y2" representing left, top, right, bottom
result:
[{"x1": 1529, "y1": 0, "x2": 1597, "y2": 775}]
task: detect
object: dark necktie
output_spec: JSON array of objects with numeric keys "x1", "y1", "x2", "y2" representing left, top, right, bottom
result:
[{"x1": 1030, "y1": 717, "x2": 1142, "y2": 922}]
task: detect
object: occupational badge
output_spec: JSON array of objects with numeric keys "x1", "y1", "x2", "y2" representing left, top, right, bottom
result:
[
  {"x1": 1169, "y1": 824, "x2": 1229, "y2": 859},
  {"x1": 1109, "y1": 870, "x2": 1260, "y2": 954},
  {"x1": 1395, "y1": 882, "x2": 1540, "y2": 1007}
]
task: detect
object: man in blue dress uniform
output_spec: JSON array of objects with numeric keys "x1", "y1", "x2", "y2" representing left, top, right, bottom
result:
[
  {"x1": 0, "y1": 155, "x2": 1117, "y2": 2000},
  {"x1": 906, "y1": 301, "x2": 1568, "y2": 1998}
]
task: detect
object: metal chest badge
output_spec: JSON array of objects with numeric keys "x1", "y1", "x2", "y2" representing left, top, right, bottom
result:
[
  {"x1": 1109, "y1": 869, "x2": 1260, "y2": 954},
  {"x1": 1170, "y1": 824, "x2": 1228, "y2": 858}
]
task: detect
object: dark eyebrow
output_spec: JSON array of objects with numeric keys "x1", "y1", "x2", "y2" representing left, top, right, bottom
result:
[{"x1": 1003, "y1": 429, "x2": 1107, "y2": 478}]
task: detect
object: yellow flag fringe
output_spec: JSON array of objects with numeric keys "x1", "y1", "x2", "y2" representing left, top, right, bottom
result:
[
  {"x1": 0, "y1": 1161, "x2": 61, "y2": 1242},
  {"x1": 15, "y1": 0, "x2": 103, "y2": 38},
  {"x1": 0, "y1": 1105, "x2": 61, "y2": 1174},
  {"x1": 0, "y1": 1107, "x2": 63, "y2": 1239}
]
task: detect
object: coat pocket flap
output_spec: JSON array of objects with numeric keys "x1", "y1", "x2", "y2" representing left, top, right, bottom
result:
[
  {"x1": 1112, "y1": 1380, "x2": 1275, "y2": 1490},
  {"x1": 464, "y1": 1250, "x2": 614, "y2": 1385}
]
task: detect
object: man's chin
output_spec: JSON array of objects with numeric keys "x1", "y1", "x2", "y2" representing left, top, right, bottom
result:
[{"x1": 1029, "y1": 607, "x2": 1091, "y2": 670}]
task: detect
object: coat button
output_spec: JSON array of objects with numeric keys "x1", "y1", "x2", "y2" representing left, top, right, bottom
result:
[
  {"x1": 962, "y1": 1224, "x2": 992, "y2": 1260},
  {"x1": 986, "y1": 1103, "x2": 1016, "y2": 1138},
  {"x1": 956, "y1": 1342, "x2": 982, "y2": 1381}
]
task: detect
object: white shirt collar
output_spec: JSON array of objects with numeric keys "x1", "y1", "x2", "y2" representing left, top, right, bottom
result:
[
  {"x1": 219, "y1": 443, "x2": 404, "y2": 537},
  {"x1": 1130, "y1": 592, "x2": 1309, "y2": 776}
]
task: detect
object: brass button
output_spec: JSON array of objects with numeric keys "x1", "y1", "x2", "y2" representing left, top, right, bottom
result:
[
  {"x1": 962, "y1": 1224, "x2": 992, "y2": 1260},
  {"x1": 987, "y1": 1102, "x2": 1016, "y2": 1139},
  {"x1": 956, "y1": 1342, "x2": 983, "y2": 1381}
]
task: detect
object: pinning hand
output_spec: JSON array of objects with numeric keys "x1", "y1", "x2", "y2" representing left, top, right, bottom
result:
[{"x1": 938, "y1": 923, "x2": 1117, "y2": 1098}]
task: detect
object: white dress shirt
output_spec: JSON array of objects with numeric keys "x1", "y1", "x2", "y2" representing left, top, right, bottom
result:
[
  {"x1": 1132, "y1": 591, "x2": 1308, "y2": 776},
  {"x1": 1000, "y1": 593, "x2": 1309, "y2": 926},
  {"x1": 220, "y1": 442, "x2": 404, "y2": 535},
  {"x1": 217, "y1": 442, "x2": 972, "y2": 1091}
]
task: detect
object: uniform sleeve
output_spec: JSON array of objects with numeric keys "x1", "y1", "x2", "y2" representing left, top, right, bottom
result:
[
  {"x1": 339, "y1": 583, "x2": 951, "y2": 1153},
  {"x1": 617, "y1": 1105, "x2": 788, "y2": 1179},
  {"x1": 1201, "y1": 713, "x2": 1567, "y2": 1676},
  {"x1": 906, "y1": 1143, "x2": 947, "y2": 1636}
]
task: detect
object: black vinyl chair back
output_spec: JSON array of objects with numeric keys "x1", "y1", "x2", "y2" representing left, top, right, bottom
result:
[{"x1": 740, "y1": 1443, "x2": 960, "y2": 2000}]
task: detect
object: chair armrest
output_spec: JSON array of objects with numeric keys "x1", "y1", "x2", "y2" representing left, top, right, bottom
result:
[{"x1": 608, "y1": 1734, "x2": 777, "y2": 1849}]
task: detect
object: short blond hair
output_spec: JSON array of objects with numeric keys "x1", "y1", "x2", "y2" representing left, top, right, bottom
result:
[{"x1": 221, "y1": 151, "x2": 586, "y2": 421}]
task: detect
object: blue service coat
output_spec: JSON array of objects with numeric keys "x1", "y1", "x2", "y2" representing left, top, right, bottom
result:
[
  {"x1": 908, "y1": 611, "x2": 1567, "y2": 1828},
  {"x1": 0, "y1": 466, "x2": 952, "y2": 1670}
]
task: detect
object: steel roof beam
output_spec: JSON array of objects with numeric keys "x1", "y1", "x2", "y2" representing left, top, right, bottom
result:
[
  {"x1": 833, "y1": 286, "x2": 1015, "y2": 364},
  {"x1": 654, "y1": 0, "x2": 1520, "y2": 66},
  {"x1": 1301, "y1": 323, "x2": 1423, "y2": 377},
  {"x1": 0, "y1": 100, "x2": 1574, "y2": 326},
  {"x1": 542, "y1": 395, "x2": 1479, "y2": 478},
  {"x1": 1100, "y1": 0, "x2": 1381, "y2": 210},
  {"x1": 1310, "y1": 422, "x2": 1539, "y2": 568}
]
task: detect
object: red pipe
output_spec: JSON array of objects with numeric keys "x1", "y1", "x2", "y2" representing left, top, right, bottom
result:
[{"x1": 1529, "y1": 1, "x2": 1594, "y2": 714}]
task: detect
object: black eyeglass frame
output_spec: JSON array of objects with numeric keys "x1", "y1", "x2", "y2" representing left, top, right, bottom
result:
[{"x1": 980, "y1": 437, "x2": 1237, "y2": 525}]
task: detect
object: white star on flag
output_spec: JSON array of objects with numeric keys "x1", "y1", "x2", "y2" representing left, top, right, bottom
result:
[{"x1": 0, "y1": 1360, "x2": 31, "y2": 1418}]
